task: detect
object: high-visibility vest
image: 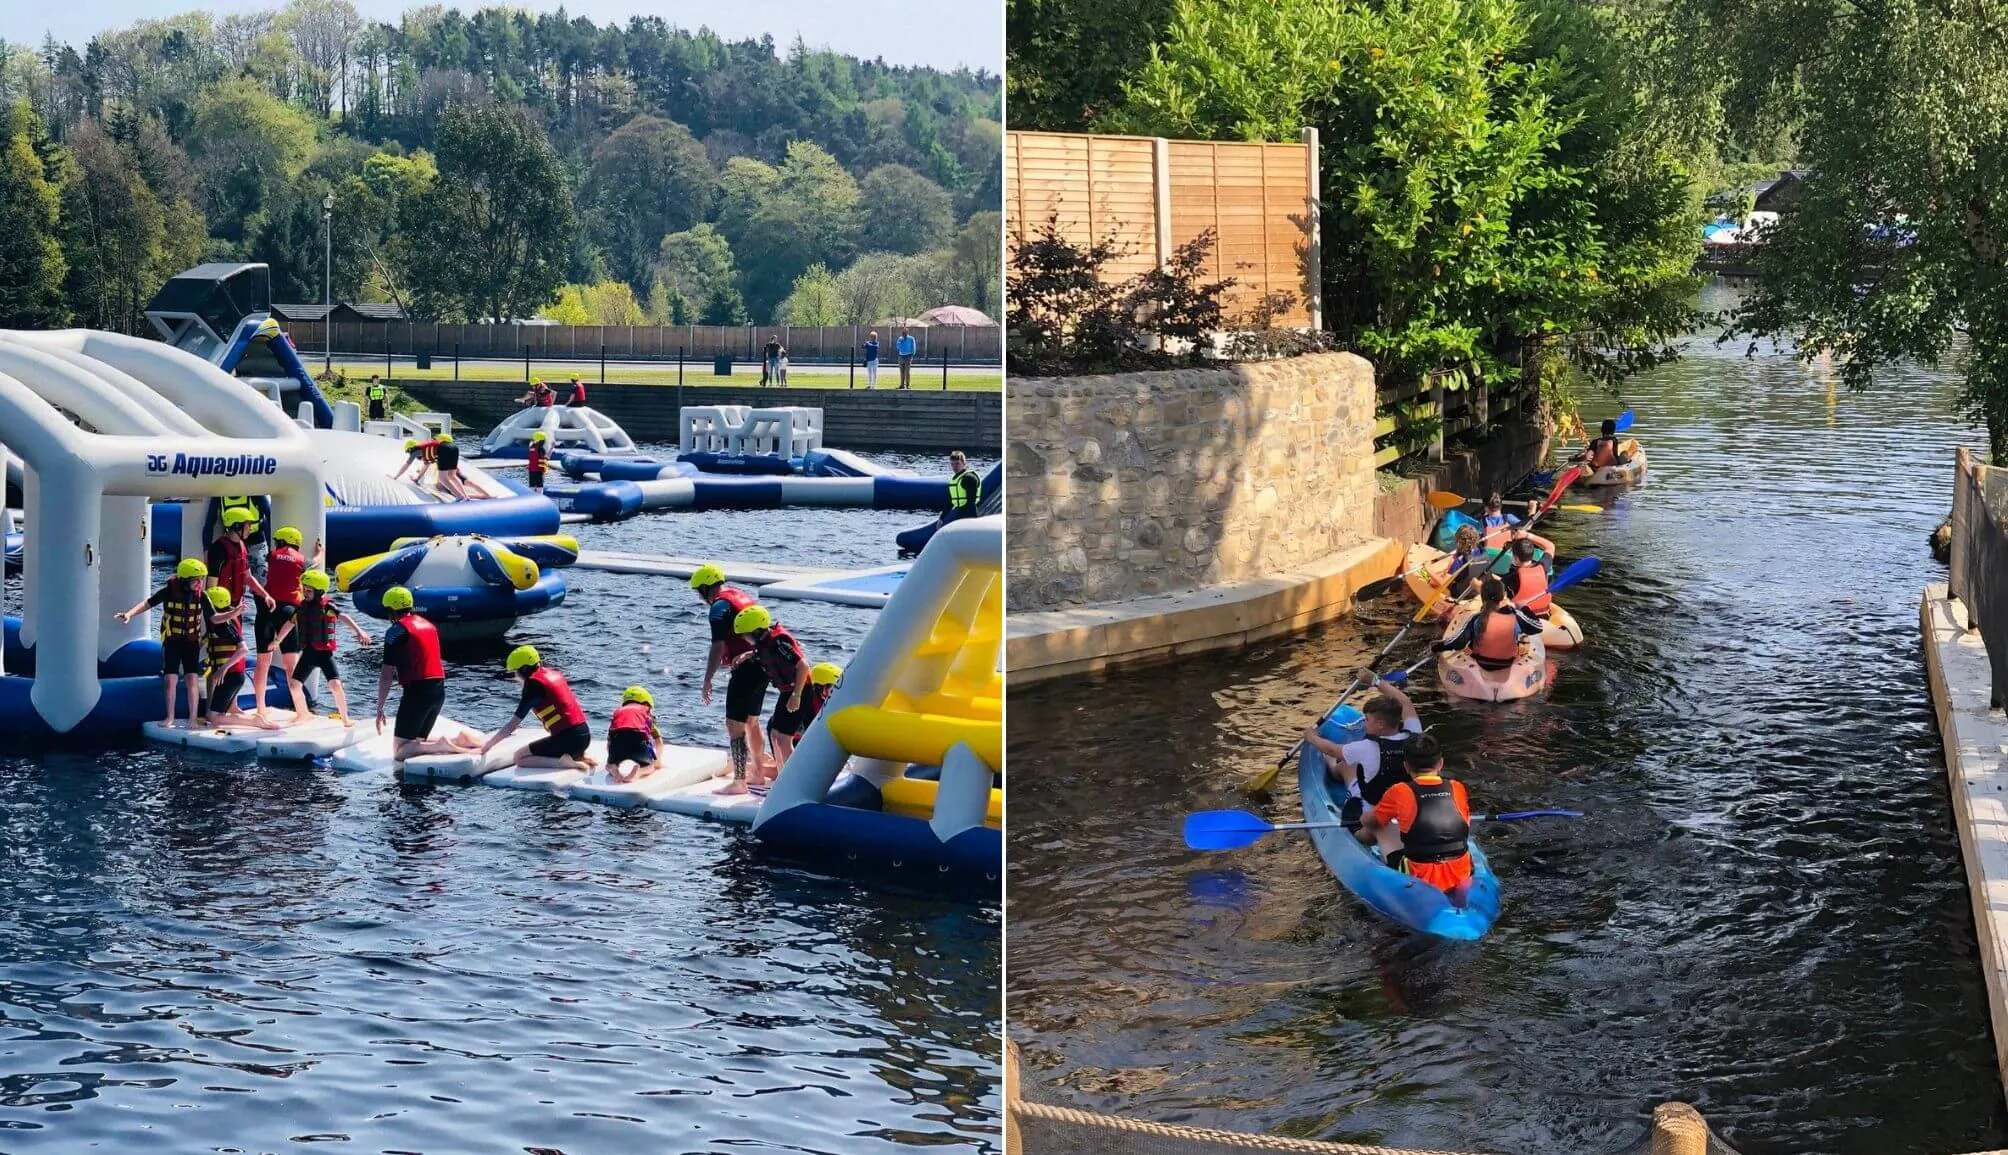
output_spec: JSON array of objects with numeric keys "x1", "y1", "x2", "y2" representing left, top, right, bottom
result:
[
  {"x1": 367, "y1": 381, "x2": 387, "y2": 401},
  {"x1": 948, "y1": 469, "x2": 981, "y2": 510}
]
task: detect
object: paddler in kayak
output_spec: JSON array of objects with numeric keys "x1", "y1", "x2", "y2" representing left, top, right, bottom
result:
[
  {"x1": 1576, "y1": 418, "x2": 1633, "y2": 471},
  {"x1": 1426, "y1": 524, "x2": 1491, "y2": 602},
  {"x1": 1502, "y1": 538, "x2": 1555, "y2": 615},
  {"x1": 1479, "y1": 493, "x2": 1519, "y2": 549},
  {"x1": 1301, "y1": 667, "x2": 1419, "y2": 831},
  {"x1": 1359, "y1": 732, "x2": 1474, "y2": 893},
  {"x1": 1433, "y1": 575, "x2": 1544, "y2": 669}
]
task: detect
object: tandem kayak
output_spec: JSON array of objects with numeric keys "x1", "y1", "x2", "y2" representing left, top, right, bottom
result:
[
  {"x1": 1583, "y1": 438, "x2": 1647, "y2": 487},
  {"x1": 1297, "y1": 743, "x2": 1502, "y2": 940}
]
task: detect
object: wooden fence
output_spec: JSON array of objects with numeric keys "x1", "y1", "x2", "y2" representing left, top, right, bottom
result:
[
  {"x1": 1374, "y1": 370, "x2": 1540, "y2": 469},
  {"x1": 284, "y1": 321, "x2": 1002, "y2": 364},
  {"x1": 1005, "y1": 129, "x2": 1321, "y2": 327}
]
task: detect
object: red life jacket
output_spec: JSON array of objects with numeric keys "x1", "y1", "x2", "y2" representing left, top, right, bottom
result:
[
  {"x1": 160, "y1": 578, "x2": 206, "y2": 642},
  {"x1": 1474, "y1": 605, "x2": 1522, "y2": 664},
  {"x1": 716, "y1": 585, "x2": 757, "y2": 659},
  {"x1": 1591, "y1": 437, "x2": 1619, "y2": 468},
  {"x1": 1513, "y1": 561, "x2": 1551, "y2": 615},
  {"x1": 526, "y1": 443, "x2": 547, "y2": 471},
  {"x1": 266, "y1": 546, "x2": 306, "y2": 605},
  {"x1": 300, "y1": 595, "x2": 339, "y2": 652},
  {"x1": 611, "y1": 701, "x2": 654, "y2": 733},
  {"x1": 754, "y1": 623, "x2": 806, "y2": 684},
  {"x1": 570, "y1": 381, "x2": 587, "y2": 404},
  {"x1": 413, "y1": 439, "x2": 439, "y2": 463},
  {"x1": 391, "y1": 613, "x2": 444, "y2": 684},
  {"x1": 525, "y1": 666, "x2": 587, "y2": 732},
  {"x1": 211, "y1": 536, "x2": 250, "y2": 603}
]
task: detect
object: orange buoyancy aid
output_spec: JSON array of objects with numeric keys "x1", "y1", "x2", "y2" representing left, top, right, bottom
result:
[
  {"x1": 715, "y1": 585, "x2": 758, "y2": 659},
  {"x1": 1473, "y1": 605, "x2": 1523, "y2": 665},
  {"x1": 1513, "y1": 561, "x2": 1551, "y2": 615},
  {"x1": 1591, "y1": 437, "x2": 1620, "y2": 468},
  {"x1": 610, "y1": 701, "x2": 654, "y2": 734},
  {"x1": 526, "y1": 666, "x2": 588, "y2": 732},
  {"x1": 391, "y1": 613, "x2": 445, "y2": 684}
]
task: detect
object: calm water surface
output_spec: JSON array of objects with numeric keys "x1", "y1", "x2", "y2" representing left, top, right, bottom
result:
[
  {"x1": 0, "y1": 448, "x2": 1000, "y2": 1153},
  {"x1": 1007, "y1": 307, "x2": 2007, "y2": 1155}
]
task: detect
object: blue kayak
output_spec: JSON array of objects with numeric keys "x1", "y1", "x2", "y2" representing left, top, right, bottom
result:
[
  {"x1": 1297, "y1": 744, "x2": 1502, "y2": 940},
  {"x1": 1432, "y1": 509, "x2": 1519, "y2": 576}
]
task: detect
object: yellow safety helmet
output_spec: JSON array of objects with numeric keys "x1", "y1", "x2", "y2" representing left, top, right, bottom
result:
[
  {"x1": 301, "y1": 569, "x2": 331, "y2": 592},
  {"x1": 175, "y1": 558, "x2": 208, "y2": 580},
  {"x1": 221, "y1": 506, "x2": 256, "y2": 528},
  {"x1": 689, "y1": 563, "x2": 726, "y2": 590},
  {"x1": 531, "y1": 431, "x2": 548, "y2": 442},
  {"x1": 381, "y1": 585, "x2": 414, "y2": 612},
  {"x1": 505, "y1": 644, "x2": 541, "y2": 672},
  {"x1": 404, "y1": 438, "x2": 418, "y2": 450},
  {"x1": 273, "y1": 526, "x2": 303, "y2": 547},
  {"x1": 810, "y1": 662, "x2": 842, "y2": 686},
  {"x1": 437, "y1": 432, "x2": 454, "y2": 443},
  {"x1": 205, "y1": 585, "x2": 233, "y2": 609},
  {"x1": 732, "y1": 604, "x2": 772, "y2": 634},
  {"x1": 621, "y1": 685, "x2": 653, "y2": 706}
]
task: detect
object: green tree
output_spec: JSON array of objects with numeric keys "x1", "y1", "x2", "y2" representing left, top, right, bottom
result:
[
  {"x1": 403, "y1": 101, "x2": 575, "y2": 322},
  {"x1": 716, "y1": 141, "x2": 861, "y2": 322},
  {"x1": 952, "y1": 210, "x2": 1003, "y2": 317},
  {"x1": 583, "y1": 114, "x2": 714, "y2": 294},
  {"x1": 0, "y1": 101, "x2": 67, "y2": 327},
  {"x1": 655, "y1": 223, "x2": 745, "y2": 325},
  {"x1": 777, "y1": 263, "x2": 843, "y2": 325},
  {"x1": 58, "y1": 124, "x2": 172, "y2": 333},
  {"x1": 859, "y1": 164, "x2": 954, "y2": 254},
  {"x1": 183, "y1": 76, "x2": 316, "y2": 247},
  {"x1": 1007, "y1": 0, "x2": 1178, "y2": 131},
  {"x1": 834, "y1": 252, "x2": 920, "y2": 324}
]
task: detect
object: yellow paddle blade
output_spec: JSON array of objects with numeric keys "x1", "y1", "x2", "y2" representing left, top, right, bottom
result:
[
  {"x1": 1244, "y1": 760, "x2": 1283, "y2": 794},
  {"x1": 1558, "y1": 503, "x2": 1607, "y2": 514},
  {"x1": 1426, "y1": 490, "x2": 1468, "y2": 510}
]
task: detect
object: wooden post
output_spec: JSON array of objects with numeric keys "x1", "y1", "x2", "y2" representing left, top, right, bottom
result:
[
  {"x1": 1151, "y1": 136, "x2": 1173, "y2": 269},
  {"x1": 677, "y1": 345, "x2": 684, "y2": 386},
  {"x1": 1428, "y1": 373, "x2": 1445, "y2": 464},
  {"x1": 1302, "y1": 126, "x2": 1322, "y2": 331},
  {"x1": 1954, "y1": 446, "x2": 1974, "y2": 609},
  {"x1": 1649, "y1": 1103, "x2": 1711, "y2": 1155}
]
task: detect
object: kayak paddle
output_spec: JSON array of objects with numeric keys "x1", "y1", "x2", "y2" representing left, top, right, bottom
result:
[
  {"x1": 1615, "y1": 408, "x2": 1635, "y2": 433},
  {"x1": 1185, "y1": 807, "x2": 1585, "y2": 852},
  {"x1": 1247, "y1": 651, "x2": 1432, "y2": 794},
  {"x1": 1429, "y1": 489, "x2": 1605, "y2": 515}
]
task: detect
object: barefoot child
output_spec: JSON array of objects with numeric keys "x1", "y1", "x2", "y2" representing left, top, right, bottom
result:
[
  {"x1": 767, "y1": 661, "x2": 840, "y2": 771},
  {"x1": 114, "y1": 558, "x2": 209, "y2": 728},
  {"x1": 290, "y1": 569, "x2": 371, "y2": 721},
  {"x1": 525, "y1": 431, "x2": 549, "y2": 492},
  {"x1": 479, "y1": 646, "x2": 597, "y2": 772},
  {"x1": 607, "y1": 685, "x2": 663, "y2": 783},
  {"x1": 202, "y1": 585, "x2": 276, "y2": 729}
]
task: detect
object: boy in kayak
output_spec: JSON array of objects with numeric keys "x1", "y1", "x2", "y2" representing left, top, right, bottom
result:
[
  {"x1": 1301, "y1": 667, "x2": 1419, "y2": 832},
  {"x1": 1433, "y1": 575, "x2": 1543, "y2": 669},
  {"x1": 1578, "y1": 418, "x2": 1632, "y2": 470},
  {"x1": 1502, "y1": 539, "x2": 1554, "y2": 615},
  {"x1": 1431, "y1": 524, "x2": 1490, "y2": 601},
  {"x1": 1360, "y1": 732, "x2": 1473, "y2": 894},
  {"x1": 1479, "y1": 493, "x2": 1519, "y2": 549}
]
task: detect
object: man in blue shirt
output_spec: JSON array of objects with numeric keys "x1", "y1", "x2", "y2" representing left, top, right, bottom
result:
[
  {"x1": 863, "y1": 330, "x2": 880, "y2": 389},
  {"x1": 896, "y1": 327, "x2": 917, "y2": 389}
]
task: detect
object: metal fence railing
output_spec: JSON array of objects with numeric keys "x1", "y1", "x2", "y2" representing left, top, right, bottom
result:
[
  {"x1": 1949, "y1": 445, "x2": 2008, "y2": 706},
  {"x1": 282, "y1": 321, "x2": 1002, "y2": 365}
]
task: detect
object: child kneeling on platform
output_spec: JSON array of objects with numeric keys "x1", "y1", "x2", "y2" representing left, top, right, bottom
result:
[
  {"x1": 606, "y1": 685, "x2": 664, "y2": 783},
  {"x1": 203, "y1": 586, "x2": 278, "y2": 730},
  {"x1": 479, "y1": 646, "x2": 597, "y2": 770}
]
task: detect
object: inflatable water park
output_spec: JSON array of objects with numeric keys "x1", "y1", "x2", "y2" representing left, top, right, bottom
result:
[
  {"x1": 0, "y1": 260, "x2": 1000, "y2": 897},
  {"x1": 1186, "y1": 411, "x2": 1646, "y2": 939}
]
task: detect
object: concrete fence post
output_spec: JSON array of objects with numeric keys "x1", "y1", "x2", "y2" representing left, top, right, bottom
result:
[
  {"x1": 1649, "y1": 1103, "x2": 1711, "y2": 1155},
  {"x1": 1152, "y1": 136, "x2": 1173, "y2": 269}
]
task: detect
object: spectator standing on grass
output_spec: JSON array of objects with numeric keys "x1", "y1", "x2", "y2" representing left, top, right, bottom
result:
[
  {"x1": 896, "y1": 327, "x2": 917, "y2": 389},
  {"x1": 777, "y1": 344, "x2": 789, "y2": 387},
  {"x1": 864, "y1": 330, "x2": 880, "y2": 389},
  {"x1": 763, "y1": 334, "x2": 782, "y2": 385},
  {"x1": 366, "y1": 376, "x2": 388, "y2": 421}
]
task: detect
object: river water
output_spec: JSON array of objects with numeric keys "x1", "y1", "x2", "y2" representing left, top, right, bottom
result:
[
  {"x1": 1005, "y1": 307, "x2": 2008, "y2": 1154},
  {"x1": 0, "y1": 449, "x2": 1001, "y2": 1153}
]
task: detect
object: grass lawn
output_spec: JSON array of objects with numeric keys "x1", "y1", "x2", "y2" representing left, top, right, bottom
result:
[{"x1": 332, "y1": 359, "x2": 1001, "y2": 392}]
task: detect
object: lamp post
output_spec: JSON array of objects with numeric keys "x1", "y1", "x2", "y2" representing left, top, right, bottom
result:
[{"x1": 322, "y1": 191, "x2": 334, "y2": 374}]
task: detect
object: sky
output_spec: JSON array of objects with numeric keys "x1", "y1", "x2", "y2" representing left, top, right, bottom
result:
[{"x1": 12, "y1": 0, "x2": 1002, "y2": 73}]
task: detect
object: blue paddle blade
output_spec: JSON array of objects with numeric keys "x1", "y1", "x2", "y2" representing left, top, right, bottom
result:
[
  {"x1": 1184, "y1": 809, "x2": 1278, "y2": 851},
  {"x1": 1615, "y1": 408, "x2": 1635, "y2": 433},
  {"x1": 1488, "y1": 809, "x2": 1584, "y2": 821},
  {"x1": 1548, "y1": 555, "x2": 1602, "y2": 593},
  {"x1": 1526, "y1": 469, "x2": 1556, "y2": 488}
]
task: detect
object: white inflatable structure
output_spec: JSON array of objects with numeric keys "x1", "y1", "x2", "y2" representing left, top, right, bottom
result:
[
  {"x1": 481, "y1": 405, "x2": 639, "y2": 458},
  {"x1": 679, "y1": 405, "x2": 824, "y2": 457},
  {"x1": 0, "y1": 329, "x2": 328, "y2": 733}
]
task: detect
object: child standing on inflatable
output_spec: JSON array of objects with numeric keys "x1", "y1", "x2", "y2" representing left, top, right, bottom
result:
[
  {"x1": 251, "y1": 525, "x2": 319, "y2": 726},
  {"x1": 201, "y1": 585, "x2": 274, "y2": 730},
  {"x1": 115, "y1": 558, "x2": 210, "y2": 728},
  {"x1": 479, "y1": 646, "x2": 597, "y2": 771},
  {"x1": 606, "y1": 685, "x2": 664, "y2": 783},
  {"x1": 374, "y1": 586, "x2": 481, "y2": 759},
  {"x1": 692, "y1": 563, "x2": 773, "y2": 795},
  {"x1": 768, "y1": 662, "x2": 841, "y2": 771},
  {"x1": 207, "y1": 506, "x2": 274, "y2": 619},
  {"x1": 735, "y1": 604, "x2": 811, "y2": 787},
  {"x1": 525, "y1": 431, "x2": 549, "y2": 492},
  {"x1": 290, "y1": 570, "x2": 371, "y2": 722}
]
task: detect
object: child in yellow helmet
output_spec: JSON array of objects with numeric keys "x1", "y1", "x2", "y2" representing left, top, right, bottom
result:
[
  {"x1": 115, "y1": 557, "x2": 209, "y2": 727},
  {"x1": 201, "y1": 584, "x2": 276, "y2": 730},
  {"x1": 606, "y1": 685, "x2": 663, "y2": 783},
  {"x1": 767, "y1": 661, "x2": 840, "y2": 771}
]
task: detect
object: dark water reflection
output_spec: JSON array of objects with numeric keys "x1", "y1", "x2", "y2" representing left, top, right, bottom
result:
[
  {"x1": 0, "y1": 447, "x2": 999, "y2": 1153},
  {"x1": 1007, "y1": 297, "x2": 2005, "y2": 1155}
]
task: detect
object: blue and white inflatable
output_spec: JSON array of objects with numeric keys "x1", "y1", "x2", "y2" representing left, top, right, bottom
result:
[
  {"x1": 338, "y1": 533, "x2": 577, "y2": 642},
  {"x1": 550, "y1": 446, "x2": 993, "y2": 521},
  {"x1": 480, "y1": 404, "x2": 640, "y2": 459}
]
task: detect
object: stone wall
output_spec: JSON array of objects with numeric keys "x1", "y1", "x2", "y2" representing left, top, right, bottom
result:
[{"x1": 1007, "y1": 352, "x2": 1378, "y2": 610}]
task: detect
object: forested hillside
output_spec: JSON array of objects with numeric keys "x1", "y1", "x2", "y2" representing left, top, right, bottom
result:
[{"x1": 0, "y1": 3, "x2": 1003, "y2": 334}]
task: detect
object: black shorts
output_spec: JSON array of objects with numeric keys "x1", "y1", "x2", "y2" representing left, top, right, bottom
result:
[
  {"x1": 293, "y1": 649, "x2": 339, "y2": 685},
  {"x1": 208, "y1": 669, "x2": 246, "y2": 714},
  {"x1": 767, "y1": 691, "x2": 823, "y2": 737},
  {"x1": 368, "y1": 400, "x2": 386, "y2": 419},
  {"x1": 528, "y1": 722, "x2": 592, "y2": 759},
  {"x1": 724, "y1": 659, "x2": 769, "y2": 723},
  {"x1": 255, "y1": 602, "x2": 300, "y2": 653},
  {"x1": 606, "y1": 728, "x2": 655, "y2": 765},
  {"x1": 527, "y1": 470, "x2": 545, "y2": 490},
  {"x1": 162, "y1": 638, "x2": 204, "y2": 676},
  {"x1": 395, "y1": 678, "x2": 447, "y2": 740}
]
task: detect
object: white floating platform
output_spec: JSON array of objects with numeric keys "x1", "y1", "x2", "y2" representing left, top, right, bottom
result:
[
  {"x1": 568, "y1": 744, "x2": 729, "y2": 808},
  {"x1": 646, "y1": 772, "x2": 767, "y2": 825},
  {"x1": 571, "y1": 551, "x2": 900, "y2": 608},
  {"x1": 143, "y1": 718, "x2": 264, "y2": 754},
  {"x1": 257, "y1": 714, "x2": 367, "y2": 760},
  {"x1": 484, "y1": 746, "x2": 593, "y2": 793},
  {"x1": 397, "y1": 731, "x2": 540, "y2": 784},
  {"x1": 761, "y1": 563, "x2": 906, "y2": 609},
  {"x1": 326, "y1": 716, "x2": 496, "y2": 776},
  {"x1": 572, "y1": 550, "x2": 823, "y2": 585}
]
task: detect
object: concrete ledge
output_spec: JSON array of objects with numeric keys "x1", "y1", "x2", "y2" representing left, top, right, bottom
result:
[
  {"x1": 1921, "y1": 583, "x2": 2008, "y2": 1105},
  {"x1": 1006, "y1": 538, "x2": 1403, "y2": 685}
]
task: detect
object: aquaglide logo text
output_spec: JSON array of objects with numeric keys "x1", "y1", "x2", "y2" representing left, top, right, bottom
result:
[{"x1": 144, "y1": 452, "x2": 279, "y2": 479}]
